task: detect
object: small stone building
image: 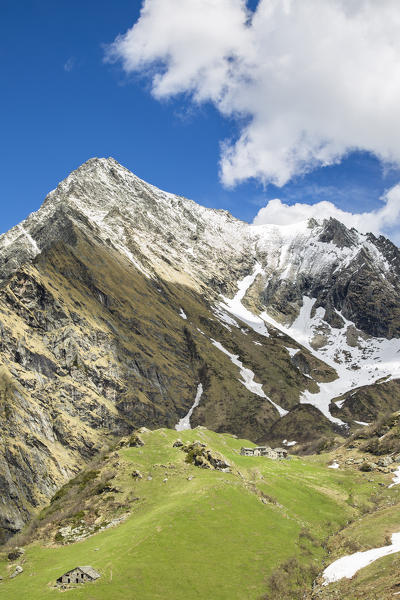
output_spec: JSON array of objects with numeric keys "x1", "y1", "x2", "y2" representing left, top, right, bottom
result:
[
  {"x1": 241, "y1": 447, "x2": 256, "y2": 456},
  {"x1": 274, "y1": 447, "x2": 288, "y2": 459},
  {"x1": 240, "y1": 446, "x2": 288, "y2": 459},
  {"x1": 56, "y1": 566, "x2": 101, "y2": 585}
]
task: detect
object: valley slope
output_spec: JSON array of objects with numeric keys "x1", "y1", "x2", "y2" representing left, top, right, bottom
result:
[{"x1": 1, "y1": 426, "x2": 399, "y2": 600}]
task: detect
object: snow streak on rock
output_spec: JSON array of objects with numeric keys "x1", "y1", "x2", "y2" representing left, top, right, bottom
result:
[
  {"x1": 389, "y1": 466, "x2": 400, "y2": 488},
  {"x1": 18, "y1": 225, "x2": 40, "y2": 254},
  {"x1": 322, "y1": 532, "x2": 400, "y2": 584},
  {"x1": 210, "y1": 339, "x2": 287, "y2": 417},
  {"x1": 219, "y1": 264, "x2": 270, "y2": 337},
  {"x1": 175, "y1": 384, "x2": 203, "y2": 431},
  {"x1": 212, "y1": 307, "x2": 238, "y2": 331},
  {"x1": 215, "y1": 261, "x2": 400, "y2": 425}
]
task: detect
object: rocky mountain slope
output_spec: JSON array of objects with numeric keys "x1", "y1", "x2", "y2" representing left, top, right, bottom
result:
[{"x1": 0, "y1": 157, "x2": 399, "y2": 540}]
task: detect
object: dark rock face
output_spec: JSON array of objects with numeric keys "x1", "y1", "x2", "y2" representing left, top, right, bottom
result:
[
  {"x1": 318, "y1": 218, "x2": 358, "y2": 248},
  {"x1": 290, "y1": 352, "x2": 311, "y2": 376},
  {"x1": 331, "y1": 380, "x2": 400, "y2": 423},
  {"x1": 264, "y1": 404, "x2": 338, "y2": 445},
  {"x1": 7, "y1": 547, "x2": 24, "y2": 561},
  {"x1": 261, "y1": 218, "x2": 400, "y2": 339}
]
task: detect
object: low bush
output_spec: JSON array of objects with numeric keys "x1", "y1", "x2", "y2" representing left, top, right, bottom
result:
[{"x1": 261, "y1": 557, "x2": 320, "y2": 599}]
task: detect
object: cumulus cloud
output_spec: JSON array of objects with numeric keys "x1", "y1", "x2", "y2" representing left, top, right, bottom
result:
[
  {"x1": 107, "y1": 0, "x2": 400, "y2": 187},
  {"x1": 252, "y1": 184, "x2": 400, "y2": 243}
]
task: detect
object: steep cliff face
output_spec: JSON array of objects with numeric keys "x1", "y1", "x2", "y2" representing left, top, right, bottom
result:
[
  {"x1": 254, "y1": 217, "x2": 400, "y2": 338},
  {"x1": 0, "y1": 157, "x2": 399, "y2": 540}
]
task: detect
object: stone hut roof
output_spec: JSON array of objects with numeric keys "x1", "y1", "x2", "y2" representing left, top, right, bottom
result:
[
  {"x1": 60, "y1": 566, "x2": 101, "y2": 580},
  {"x1": 78, "y1": 566, "x2": 101, "y2": 579}
]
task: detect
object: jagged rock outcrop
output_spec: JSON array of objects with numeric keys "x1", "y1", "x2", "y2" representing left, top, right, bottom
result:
[{"x1": 180, "y1": 441, "x2": 231, "y2": 471}]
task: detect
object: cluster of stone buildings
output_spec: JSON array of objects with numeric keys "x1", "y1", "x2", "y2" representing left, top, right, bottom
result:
[{"x1": 240, "y1": 446, "x2": 288, "y2": 459}]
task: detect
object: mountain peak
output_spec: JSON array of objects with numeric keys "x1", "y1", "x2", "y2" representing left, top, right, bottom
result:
[
  {"x1": 41, "y1": 156, "x2": 147, "y2": 217},
  {"x1": 74, "y1": 156, "x2": 126, "y2": 172},
  {"x1": 318, "y1": 217, "x2": 359, "y2": 248}
]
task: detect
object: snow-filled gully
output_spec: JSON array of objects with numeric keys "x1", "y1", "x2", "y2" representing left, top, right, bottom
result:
[
  {"x1": 175, "y1": 384, "x2": 203, "y2": 431},
  {"x1": 210, "y1": 339, "x2": 288, "y2": 417},
  {"x1": 322, "y1": 532, "x2": 400, "y2": 585},
  {"x1": 219, "y1": 263, "x2": 270, "y2": 338}
]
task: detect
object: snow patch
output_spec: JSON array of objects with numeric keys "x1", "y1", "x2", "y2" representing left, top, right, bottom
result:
[
  {"x1": 322, "y1": 532, "x2": 400, "y2": 584},
  {"x1": 179, "y1": 308, "x2": 187, "y2": 320},
  {"x1": 286, "y1": 347, "x2": 300, "y2": 357},
  {"x1": 389, "y1": 465, "x2": 400, "y2": 488},
  {"x1": 213, "y1": 306, "x2": 238, "y2": 330},
  {"x1": 175, "y1": 384, "x2": 203, "y2": 431},
  {"x1": 335, "y1": 399, "x2": 346, "y2": 409},
  {"x1": 328, "y1": 461, "x2": 339, "y2": 469}
]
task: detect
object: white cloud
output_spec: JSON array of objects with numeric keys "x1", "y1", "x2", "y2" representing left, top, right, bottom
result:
[
  {"x1": 252, "y1": 184, "x2": 400, "y2": 244},
  {"x1": 107, "y1": 0, "x2": 400, "y2": 187},
  {"x1": 64, "y1": 57, "x2": 75, "y2": 72}
]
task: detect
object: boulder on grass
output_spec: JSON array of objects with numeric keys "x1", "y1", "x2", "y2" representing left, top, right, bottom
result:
[
  {"x1": 10, "y1": 566, "x2": 23, "y2": 579},
  {"x1": 128, "y1": 433, "x2": 144, "y2": 447},
  {"x1": 7, "y1": 548, "x2": 25, "y2": 561}
]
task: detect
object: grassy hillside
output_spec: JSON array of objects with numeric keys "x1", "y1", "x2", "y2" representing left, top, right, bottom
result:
[
  {"x1": 311, "y1": 503, "x2": 400, "y2": 599},
  {"x1": 0, "y1": 427, "x2": 397, "y2": 600}
]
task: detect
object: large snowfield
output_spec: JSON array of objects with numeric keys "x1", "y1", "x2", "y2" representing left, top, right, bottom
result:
[{"x1": 217, "y1": 263, "x2": 400, "y2": 425}]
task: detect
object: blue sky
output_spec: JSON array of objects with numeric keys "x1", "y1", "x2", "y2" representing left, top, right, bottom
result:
[{"x1": 1, "y1": 0, "x2": 400, "y2": 240}]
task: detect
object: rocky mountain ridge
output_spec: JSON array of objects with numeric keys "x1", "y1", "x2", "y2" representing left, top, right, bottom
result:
[
  {"x1": 4, "y1": 157, "x2": 399, "y2": 334},
  {"x1": 0, "y1": 157, "x2": 399, "y2": 540}
]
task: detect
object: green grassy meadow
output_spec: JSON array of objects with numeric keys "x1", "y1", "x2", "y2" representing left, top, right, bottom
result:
[{"x1": 0, "y1": 428, "x2": 396, "y2": 600}]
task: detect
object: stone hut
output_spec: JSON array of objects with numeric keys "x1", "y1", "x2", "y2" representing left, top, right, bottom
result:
[
  {"x1": 56, "y1": 566, "x2": 101, "y2": 585},
  {"x1": 274, "y1": 447, "x2": 288, "y2": 459},
  {"x1": 240, "y1": 446, "x2": 288, "y2": 459},
  {"x1": 240, "y1": 447, "x2": 255, "y2": 456}
]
